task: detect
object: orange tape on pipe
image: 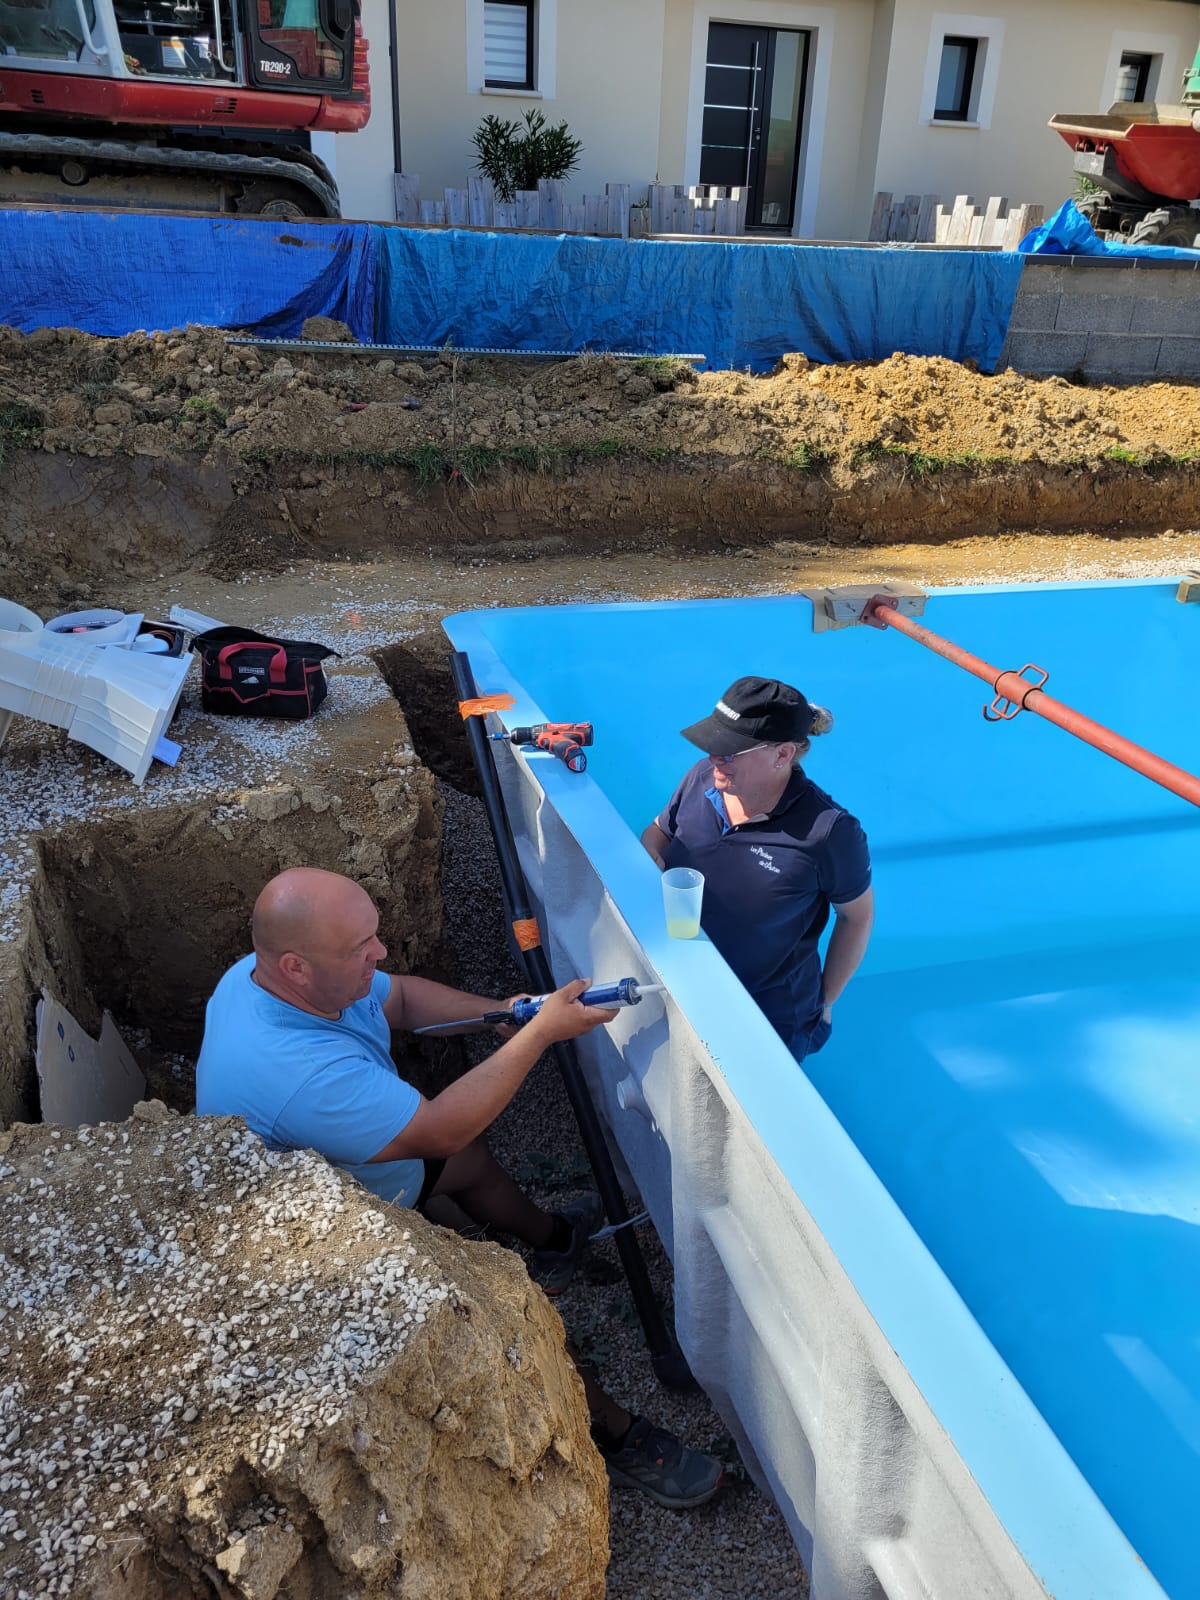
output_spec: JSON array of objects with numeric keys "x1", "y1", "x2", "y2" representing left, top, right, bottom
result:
[{"x1": 870, "y1": 602, "x2": 1200, "y2": 810}]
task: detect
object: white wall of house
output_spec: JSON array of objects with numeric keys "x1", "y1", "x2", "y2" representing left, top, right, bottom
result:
[
  {"x1": 868, "y1": 0, "x2": 1197, "y2": 229},
  {"x1": 386, "y1": 0, "x2": 666, "y2": 208},
  {"x1": 312, "y1": 0, "x2": 397, "y2": 222},
  {"x1": 329, "y1": 0, "x2": 1200, "y2": 235}
]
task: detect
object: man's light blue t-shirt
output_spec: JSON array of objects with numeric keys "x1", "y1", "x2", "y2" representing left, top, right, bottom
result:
[{"x1": 195, "y1": 954, "x2": 423, "y2": 1205}]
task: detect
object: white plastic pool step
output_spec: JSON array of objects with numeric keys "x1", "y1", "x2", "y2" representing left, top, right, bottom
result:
[{"x1": 0, "y1": 600, "x2": 191, "y2": 784}]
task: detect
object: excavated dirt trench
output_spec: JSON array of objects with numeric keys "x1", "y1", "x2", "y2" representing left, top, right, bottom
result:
[{"x1": 6, "y1": 326, "x2": 1200, "y2": 609}]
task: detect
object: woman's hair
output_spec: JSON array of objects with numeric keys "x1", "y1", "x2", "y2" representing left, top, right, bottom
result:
[
  {"x1": 791, "y1": 702, "x2": 833, "y2": 763},
  {"x1": 808, "y1": 703, "x2": 834, "y2": 737}
]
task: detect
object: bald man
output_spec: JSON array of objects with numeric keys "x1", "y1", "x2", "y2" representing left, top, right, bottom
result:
[
  {"x1": 197, "y1": 867, "x2": 614, "y2": 1292},
  {"x1": 196, "y1": 868, "x2": 725, "y2": 1510}
]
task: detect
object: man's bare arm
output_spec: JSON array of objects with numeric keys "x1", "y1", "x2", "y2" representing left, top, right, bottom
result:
[
  {"x1": 369, "y1": 980, "x2": 616, "y2": 1161},
  {"x1": 383, "y1": 974, "x2": 525, "y2": 1034}
]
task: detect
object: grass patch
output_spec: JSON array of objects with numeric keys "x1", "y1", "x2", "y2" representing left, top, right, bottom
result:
[
  {"x1": 848, "y1": 441, "x2": 1010, "y2": 476},
  {"x1": 240, "y1": 438, "x2": 678, "y2": 482},
  {"x1": 0, "y1": 401, "x2": 44, "y2": 466},
  {"x1": 181, "y1": 395, "x2": 228, "y2": 427},
  {"x1": 782, "y1": 442, "x2": 832, "y2": 473},
  {"x1": 628, "y1": 356, "x2": 685, "y2": 379},
  {"x1": 73, "y1": 380, "x2": 120, "y2": 402}
]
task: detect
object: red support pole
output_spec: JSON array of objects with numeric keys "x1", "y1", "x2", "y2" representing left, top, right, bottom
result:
[{"x1": 868, "y1": 600, "x2": 1200, "y2": 810}]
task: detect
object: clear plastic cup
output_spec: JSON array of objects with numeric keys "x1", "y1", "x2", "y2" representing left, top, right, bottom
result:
[{"x1": 662, "y1": 867, "x2": 704, "y2": 939}]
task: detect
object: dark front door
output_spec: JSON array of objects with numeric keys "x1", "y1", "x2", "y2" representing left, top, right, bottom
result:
[{"x1": 700, "y1": 21, "x2": 809, "y2": 231}]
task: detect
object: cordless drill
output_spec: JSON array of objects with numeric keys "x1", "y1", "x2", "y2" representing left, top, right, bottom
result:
[{"x1": 493, "y1": 721, "x2": 594, "y2": 772}]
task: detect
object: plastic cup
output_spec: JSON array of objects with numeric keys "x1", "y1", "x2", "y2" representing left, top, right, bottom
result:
[{"x1": 662, "y1": 867, "x2": 704, "y2": 939}]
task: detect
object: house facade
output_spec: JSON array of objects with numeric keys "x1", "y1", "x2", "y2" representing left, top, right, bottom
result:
[{"x1": 318, "y1": 0, "x2": 1200, "y2": 237}]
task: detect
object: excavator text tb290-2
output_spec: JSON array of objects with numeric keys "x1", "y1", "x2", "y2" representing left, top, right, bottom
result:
[
  {"x1": 0, "y1": 0, "x2": 368, "y2": 216},
  {"x1": 1050, "y1": 43, "x2": 1200, "y2": 247}
]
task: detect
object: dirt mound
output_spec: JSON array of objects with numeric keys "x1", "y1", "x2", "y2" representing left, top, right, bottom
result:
[
  {"x1": 4, "y1": 326, "x2": 1200, "y2": 603},
  {"x1": 0, "y1": 1104, "x2": 607, "y2": 1600},
  {"x1": 4, "y1": 325, "x2": 1199, "y2": 471}
]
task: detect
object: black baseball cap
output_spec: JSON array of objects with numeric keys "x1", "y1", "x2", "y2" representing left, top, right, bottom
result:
[{"x1": 681, "y1": 677, "x2": 814, "y2": 757}]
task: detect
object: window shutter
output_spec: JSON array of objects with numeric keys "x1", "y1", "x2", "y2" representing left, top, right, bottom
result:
[{"x1": 484, "y1": 2, "x2": 532, "y2": 87}]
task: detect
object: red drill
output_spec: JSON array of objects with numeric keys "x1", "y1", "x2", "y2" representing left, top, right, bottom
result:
[{"x1": 495, "y1": 722, "x2": 594, "y2": 772}]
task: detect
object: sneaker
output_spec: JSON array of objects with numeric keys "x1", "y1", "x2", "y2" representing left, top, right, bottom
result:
[
  {"x1": 529, "y1": 1192, "x2": 604, "y2": 1296},
  {"x1": 600, "y1": 1416, "x2": 725, "y2": 1510}
]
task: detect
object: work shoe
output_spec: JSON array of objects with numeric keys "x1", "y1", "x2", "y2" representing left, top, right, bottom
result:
[
  {"x1": 529, "y1": 1192, "x2": 604, "y2": 1296},
  {"x1": 600, "y1": 1416, "x2": 725, "y2": 1510}
]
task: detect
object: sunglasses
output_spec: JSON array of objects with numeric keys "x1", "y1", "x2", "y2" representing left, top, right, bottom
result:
[{"x1": 709, "y1": 743, "x2": 771, "y2": 764}]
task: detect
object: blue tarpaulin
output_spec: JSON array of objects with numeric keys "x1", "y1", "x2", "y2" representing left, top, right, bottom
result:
[
  {"x1": 1020, "y1": 198, "x2": 1200, "y2": 261},
  {"x1": 375, "y1": 228, "x2": 1027, "y2": 373},
  {"x1": 0, "y1": 209, "x2": 1027, "y2": 370},
  {"x1": 0, "y1": 210, "x2": 376, "y2": 338}
]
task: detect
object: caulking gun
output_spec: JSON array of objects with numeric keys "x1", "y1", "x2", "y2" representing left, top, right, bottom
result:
[{"x1": 413, "y1": 977, "x2": 664, "y2": 1035}]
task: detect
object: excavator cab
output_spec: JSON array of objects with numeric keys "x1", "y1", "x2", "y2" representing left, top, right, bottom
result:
[
  {"x1": 0, "y1": 0, "x2": 356, "y2": 89},
  {"x1": 0, "y1": 0, "x2": 366, "y2": 214},
  {"x1": 245, "y1": 0, "x2": 353, "y2": 92}
]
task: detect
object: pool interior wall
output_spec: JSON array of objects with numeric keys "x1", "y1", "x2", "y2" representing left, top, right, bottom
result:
[{"x1": 447, "y1": 580, "x2": 1200, "y2": 1600}]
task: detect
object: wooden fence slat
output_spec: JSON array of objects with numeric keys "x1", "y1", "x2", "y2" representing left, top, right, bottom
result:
[
  {"x1": 468, "y1": 176, "x2": 494, "y2": 227},
  {"x1": 647, "y1": 183, "x2": 670, "y2": 233},
  {"x1": 915, "y1": 193, "x2": 940, "y2": 242},
  {"x1": 562, "y1": 202, "x2": 586, "y2": 233},
  {"x1": 694, "y1": 208, "x2": 715, "y2": 235},
  {"x1": 981, "y1": 194, "x2": 1007, "y2": 246},
  {"x1": 668, "y1": 197, "x2": 695, "y2": 233},
  {"x1": 538, "y1": 177, "x2": 566, "y2": 230},
  {"x1": 607, "y1": 182, "x2": 631, "y2": 238},
  {"x1": 516, "y1": 189, "x2": 541, "y2": 228},
  {"x1": 419, "y1": 199, "x2": 446, "y2": 225},
  {"x1": 714, "y1": 197, "x2": 737, "y2": 235},
  {"x1": 583, "y1": 193, "x2": 609, "y2": 234},
  {"x1": 731, "y1": 187, "x2": 748, "y2": 234},
  {"x1": 868, "y1": 191, "x2": 893, "y2": 242},
  {"x1": 394, "y1": 173, "x2": 421, "y2": 222},
  {"x1": 493, "y1": 200, "x2": 517, "y2": 229},
  {"x1": 946, "y1": 194, "x2": 975, "y2": 245},
  {"x1": 898, "y1": 193, "x2": 921, "y2": 242},
  {"x1": 444, "y1": 187, "x2": 470, "y2": 226},
  {"x1": 1001, "y1": 203, "x2": 1042, "y2": 250}
]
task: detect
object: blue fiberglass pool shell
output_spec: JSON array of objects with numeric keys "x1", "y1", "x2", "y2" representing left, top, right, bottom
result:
[{"x1": 444, "y1": 580, "x2": 1200, "y2": 1600}]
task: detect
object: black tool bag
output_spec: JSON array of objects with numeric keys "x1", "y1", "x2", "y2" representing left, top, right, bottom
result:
[{"x1": 193, "y1": 627, "x2": 339, "y2": 720}]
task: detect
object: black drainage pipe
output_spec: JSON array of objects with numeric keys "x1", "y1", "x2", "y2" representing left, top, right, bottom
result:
[{"x1": 450, "y1": 649, "x2": 693, "y2": 1390}]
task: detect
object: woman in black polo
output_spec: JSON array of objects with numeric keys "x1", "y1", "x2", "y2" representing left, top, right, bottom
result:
[{"x1": 641, "y1": 676, "x2": 874, "y2": 1062}]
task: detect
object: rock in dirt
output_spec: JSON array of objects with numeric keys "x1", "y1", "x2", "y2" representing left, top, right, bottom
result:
[{"x1": 0, "y1": 1107, "x2": 608, "y2": 1599}]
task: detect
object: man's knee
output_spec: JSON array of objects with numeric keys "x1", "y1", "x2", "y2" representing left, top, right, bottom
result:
[{"x1": 433, "y1": 1135, "x2": 495, "y2": 1195}]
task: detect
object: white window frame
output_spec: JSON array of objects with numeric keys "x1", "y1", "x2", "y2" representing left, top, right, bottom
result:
[
  {"x1": 918, "y1": 13, "x2": 1004, "y2": 129},
  {"x1": 1099, "y1": 31, "x2": 1180, "y2": 113},
  {"x1": 466, "y1": 0, "x2": 557, "y2": 99}
]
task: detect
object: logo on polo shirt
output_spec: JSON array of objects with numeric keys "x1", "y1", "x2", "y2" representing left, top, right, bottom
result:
[
  {"x1": 716, "y1": 700, "x2": 740, "y2": 720},
  {"x1": 750, "y1": 845, "x2": 780, "y2": 874}
]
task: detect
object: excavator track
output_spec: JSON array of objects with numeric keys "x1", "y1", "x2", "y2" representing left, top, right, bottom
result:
[{"x1": 0, "y1": 129, "x2": 339, "y2": 216}]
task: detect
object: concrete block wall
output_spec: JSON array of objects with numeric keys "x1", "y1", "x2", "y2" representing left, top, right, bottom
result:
[{"x1": 998, "y1": 257, "x2": 1200, "y2": 382}]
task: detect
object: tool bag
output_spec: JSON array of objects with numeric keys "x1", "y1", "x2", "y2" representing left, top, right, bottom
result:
[{"x1": 193, "y1": 626, "x2": 338, "y2": 720}]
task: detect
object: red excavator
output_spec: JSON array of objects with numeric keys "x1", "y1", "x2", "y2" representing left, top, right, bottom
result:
[
  {"x1": 0, "y1": 0, "x2": 368, "y2": 215},
  {"x1": 1050, "y1": 43, "x2": 1200, "y2": 246}
]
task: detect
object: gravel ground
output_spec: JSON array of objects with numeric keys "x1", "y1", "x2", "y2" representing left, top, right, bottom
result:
[{"x1": 435, "y1": 783, "x2": 808, "y2": 1600}]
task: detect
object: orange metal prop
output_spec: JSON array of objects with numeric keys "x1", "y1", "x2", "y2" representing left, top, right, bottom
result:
[{"x1": 868, "y1": 599, "x2": 1200, "y2": 810}]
